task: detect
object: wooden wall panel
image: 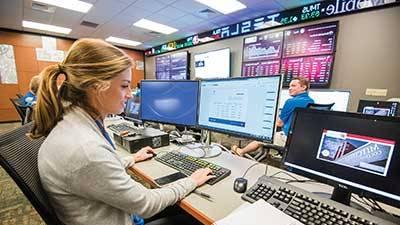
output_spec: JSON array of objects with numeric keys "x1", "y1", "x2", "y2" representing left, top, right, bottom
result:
[{"x1": 0, "y1": 30, "x2": 145, "y2": 122}]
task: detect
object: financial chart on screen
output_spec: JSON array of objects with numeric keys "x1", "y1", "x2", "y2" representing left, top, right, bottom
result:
[
  {"x1": 242, "y1": 31, "x2": 283, "y2": 77},
  {"x1": 281, "y1": 22, "x2": 338, "y2": 87}
]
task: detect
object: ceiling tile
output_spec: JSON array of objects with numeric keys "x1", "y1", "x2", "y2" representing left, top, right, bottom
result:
[
  {"x1": 0, "y1": 0, "x2": 23, "y2": 28},
  {"x1": 23, "y1": 7, "x2": 52, "y2": 24},
  {"x1": 83, "y1": 0, "x2": 129, "y2": 25},
  {"x1": 131, "y1": 0, "x2": 167, "y2": 13},
  {"x1": 172, "y1": 0, "x2": 209, "y2": 14},
  {"x1": 174, "y1": 13, "x2": 205, "y2": 26},
  {"x1": 156, "y1": 6, "x2": 187, "y2": 20}
]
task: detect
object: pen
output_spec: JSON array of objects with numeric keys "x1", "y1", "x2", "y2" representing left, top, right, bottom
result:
[{"x1": 193, "y1": 190, "x2": 212, "y2": 199}]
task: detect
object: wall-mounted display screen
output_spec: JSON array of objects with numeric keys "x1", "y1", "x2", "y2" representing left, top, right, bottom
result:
[
  {"x1": 283, "y1": 22, "x2": 337, "y2": 58},
  {"x1": 281, "y1": 22, "x2": 338, "y2": 87},
  {"x1": 155, "y1": 51, "x2": 189, "y2": 80},
  {"x1": 194, "y1": 48, "x2": 230, "y2": 79},
  {"x1": 281, "y1": 55, "x2": 334, "y2": 87},
  {"x1": 241, "y1": 31, "x2": 283, "y2": 77}
]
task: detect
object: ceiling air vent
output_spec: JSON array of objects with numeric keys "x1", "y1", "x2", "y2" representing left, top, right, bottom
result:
[
  {"x1": 149, "y1": 31, "x2": 162, "y2": 36},
  {"x1": 199, "y1": 8, "x2": 216, "y2": 14},
  {"x1": 80, "y1": 20, "x2": 99, "y2": 28},
  {"x1": 32, "y1": 2, "x2": 56, "y2": 13}
]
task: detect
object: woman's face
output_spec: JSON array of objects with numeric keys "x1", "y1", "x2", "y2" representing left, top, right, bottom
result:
[{"x1": 92, "y1": 68, "x2": 133, "y2": 118}]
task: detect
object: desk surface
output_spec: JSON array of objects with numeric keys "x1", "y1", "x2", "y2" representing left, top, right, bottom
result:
[
  {"x1": 106, "y1": 119, "x2": 399, "y2": 225},
  {"x1": 117, "y1": 144, "x2": 334, "y2": 224}
]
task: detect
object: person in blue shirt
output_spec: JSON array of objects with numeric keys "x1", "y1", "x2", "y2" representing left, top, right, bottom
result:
[
  {"x1": 277, "y1": 77, "x2": 314, "y2": 136},
  {"x1": 231, "y1": 77, "x2": 314, "y2": 156},
  {"x1": 19, "y1": 75, "x2": 41, "y2": 107}
]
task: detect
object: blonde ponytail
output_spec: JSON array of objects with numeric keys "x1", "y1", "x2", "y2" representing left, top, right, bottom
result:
[{"x1": 30, "y1": 65, "x2": 64, "y2": 138}]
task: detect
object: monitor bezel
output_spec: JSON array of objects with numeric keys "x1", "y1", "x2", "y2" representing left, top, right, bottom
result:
[
  {"x1": 283, "y1": 108, "x2": 400, "y2": 208},
  {"x1": 194, "y1": 47, "x2": 231, "y2": 80},
  {"x1": 197, "y1": 75, "x2": 282, "y2": 143},
  {"x1": 155, "y1": 51, "x2": 190, "y2": 80},
  {"x1": 140, "y1": 80, "x2": 199, "y2": 127},
  {"x1": 357, "y1": 99, "x2": 399, "y2": 117}
]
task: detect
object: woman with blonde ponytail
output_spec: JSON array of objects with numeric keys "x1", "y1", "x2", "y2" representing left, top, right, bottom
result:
[{"x1": 32, "y1": 39, "x2": 212, "y2": 225}]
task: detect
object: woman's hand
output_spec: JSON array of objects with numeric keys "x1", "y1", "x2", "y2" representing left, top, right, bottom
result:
[
  {"x1": 133, "y1": 146, "x2": 155, "y2": 162},
  {"x1": 190, "y1": 168, "x2": 216, "y2": 186}
]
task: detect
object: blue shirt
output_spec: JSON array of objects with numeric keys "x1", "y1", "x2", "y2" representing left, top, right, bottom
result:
[
  {"x1": 279, "y1": 92, "x2": 314, "y2": 135},
  {"x1": 18, "y1": 91, "x2": 36, "y2": 107}
]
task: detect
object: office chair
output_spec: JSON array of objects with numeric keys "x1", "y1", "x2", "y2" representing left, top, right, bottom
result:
[
  {"x1": 9, "y1": 98, "x2": 28, "y2": 124},
  {"x1": 0, "y1": 123, "x2": 65, "y2": 225},
  {"x1": 307, "y1": 102, "x2": 335, "y2": 111},
  {"x1": 16, "y1": 93, "x2": 23, "y2": 98}
]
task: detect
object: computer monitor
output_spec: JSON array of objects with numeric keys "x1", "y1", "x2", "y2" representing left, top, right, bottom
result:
[
  {"x1": 194, "y1": 48, "x2": 230, "y2": 79},
  {"x1": 279, "y1": 89, "x2": 350, "y2": 112},
  {"x1": 357, "y1": 100, "x2": 399, "y2": 117},
  {"x1": 198, "y1": 75, "x2": 282, "y2": 143},
  {"x1": 140, "y1": 80, "x2": 199, "y2": 126},
  {"x1": 124, "y1": 96, "x2": 141, "y2": 122},
  {"x1": 284, "y1": 108, "x2": 400, "y2": 207}
]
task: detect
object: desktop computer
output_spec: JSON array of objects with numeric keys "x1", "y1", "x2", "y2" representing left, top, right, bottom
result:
[
  {"x1": 243, "y1": 108, "x2": 400, "y2": 225},
  {"x1": 357, "y1": 99, "x2": 399, "y2": 117},
  {"x1": 198, "y1": 75, "x2": 282, "y2": 143},
  {"x1": 140, "y1": 80, "x2": 199, "y2": 126}
]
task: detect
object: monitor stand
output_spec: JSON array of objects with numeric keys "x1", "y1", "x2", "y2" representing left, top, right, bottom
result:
[{"x1": 180, "y1": 130, "x2": 222, "y2": 158}]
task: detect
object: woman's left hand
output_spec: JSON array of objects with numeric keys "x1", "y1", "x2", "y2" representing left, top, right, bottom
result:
[{"x1": 133, "y1": 146, "x2": 156, "y2": 162}]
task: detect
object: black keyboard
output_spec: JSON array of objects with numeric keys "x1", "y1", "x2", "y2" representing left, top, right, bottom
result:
[
  {"x1": 155, "y1": 151, "x2": 231, "y2": 185},
  {"x1": 107, "y1": 123, "x2": 137, "y2": 134},
  {"x1": 242, "y1": 175, "x2": 396, "y2": 225}
]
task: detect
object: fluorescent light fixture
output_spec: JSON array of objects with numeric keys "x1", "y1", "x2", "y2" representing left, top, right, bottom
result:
[
  {"x1": 195, "y1": 0, "x2": 246, "y2": 14},
  {"x1": 105, "y1": 36, "x2": 142, "y2": 47},
  {"x1": 22, "y1": 20, "x2": 71, "y2": 34},
  {"x1": 133, "y1": 19, "x2": 178, "y2": 35},
  {"x1": 33, "y1": 0, "x2": 93, "y2": 13}
]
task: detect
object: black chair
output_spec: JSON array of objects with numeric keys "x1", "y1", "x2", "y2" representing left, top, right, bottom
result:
[
  {"x1": 9, "y1": 98, "x2": 28, "y2": 124},
  {"x1": 0, "y1": 123, "x2": 65, "y2": 225},
  {"x1": 16, "y1": 93, "x2": 23, "y2": 98},
  {"x1": 307, "y1": 103, "x2": 335, "y2": 111}
]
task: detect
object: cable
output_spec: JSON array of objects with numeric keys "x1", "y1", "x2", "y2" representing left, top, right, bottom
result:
[{"x1": 242, "y1": 162, "x2": 265, "y2": 178}]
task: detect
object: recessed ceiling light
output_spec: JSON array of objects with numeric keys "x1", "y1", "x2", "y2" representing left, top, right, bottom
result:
[
  {"x1": 22, "y1": 20, "x2": 71, "y2": 34},
  {"x1": 33, "y1": 0, "x2": 93, "y2": 13},
  {"x1": 133, "y1": 19, "x2": 178, "y2": 35},
  {"x1": 105, "y1": 36, "x2": 142, "y2": 47},
  {"x1": 195, "y1": 0, "x2": 246, "y2": 14}
]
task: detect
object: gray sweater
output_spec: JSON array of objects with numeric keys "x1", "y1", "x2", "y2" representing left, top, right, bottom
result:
[{"x1": 38, "y1": 107, "x2": 196, "y2": 225}]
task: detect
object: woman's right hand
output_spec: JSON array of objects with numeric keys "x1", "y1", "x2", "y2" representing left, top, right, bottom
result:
[{"x1": 190, "y1": 168, "x2": 216, "y2": 186}]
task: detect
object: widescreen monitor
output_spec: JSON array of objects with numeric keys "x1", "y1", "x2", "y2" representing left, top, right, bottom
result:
[
  {"x1": 284, "y1": 108, "x2": 400, "y2": 207},
  {"x1": 140, "y1": 80, "x2": 199, "y2": 126},
  {"x1": 198, "y1": 76, "x2": 282, "y2": 143},
  {"x1": 357, "y1": 100, "x2": 399, "y2": 117},
  {"x1": 279, "y1": 89, "x2": 350, "y2": 112},
  {"x1": 194, "y1": 48, "x2": 230, "y2": 79},
  {"x1": 155, "y1": 51, "x2": 189, "y2": 80}
]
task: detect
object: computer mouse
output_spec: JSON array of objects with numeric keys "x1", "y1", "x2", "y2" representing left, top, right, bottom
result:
[{"x1": 233, "y1": 177, "x2": 248, "y2": 193}]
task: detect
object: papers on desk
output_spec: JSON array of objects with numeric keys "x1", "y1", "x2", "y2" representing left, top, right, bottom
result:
[{"x1": 213, "y1": 199, "x2": 304, "y2": 225}]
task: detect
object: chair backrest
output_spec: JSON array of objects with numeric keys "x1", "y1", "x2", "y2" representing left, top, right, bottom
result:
[
  {"x1": 0, "y1": 123, "x2": 65, "y2": 225},
  {"x1": 16, "y1": 93, "x2": 23, "y2": 98},
  {"x1": 9, "y1": 98, "x2": 27, "y2": 124},
  {"x1": 307, "y1": 103, "x2": 335, "y2": 111}
]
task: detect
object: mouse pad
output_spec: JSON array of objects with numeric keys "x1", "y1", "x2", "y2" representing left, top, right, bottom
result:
[{"x1": 154, "y1": 172, "x2": 187, "y2": 186}]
